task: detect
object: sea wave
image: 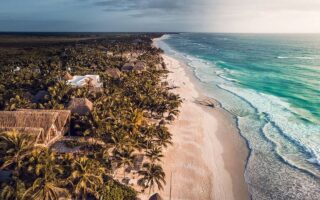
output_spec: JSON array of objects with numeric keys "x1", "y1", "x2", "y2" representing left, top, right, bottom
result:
[
  {"x1": 277, "y1": 56, "x2": 317, "y2": 60},
  {"x1": 157, "y1": 33, "x2": 320, "y2": 199},
  {"x1": 218, "y1": 84, "x2": 320, "y2": 176}
]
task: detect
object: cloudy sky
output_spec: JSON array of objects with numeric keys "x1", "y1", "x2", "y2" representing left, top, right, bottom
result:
[{"x1": 1, "y1": 0, "x2": 320, "y2": 32}]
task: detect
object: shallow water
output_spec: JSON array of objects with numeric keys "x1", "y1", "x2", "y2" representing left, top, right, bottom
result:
[{"x1": 156, "y1": 33, "x2": 320, "y2": 200}]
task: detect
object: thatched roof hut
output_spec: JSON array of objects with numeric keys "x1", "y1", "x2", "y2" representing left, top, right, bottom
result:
[
  {"x1": 121, "y1": 62, "x2": 146, "y2": 72},
  {"x1": 105, "y1": 68, "x2": 121, "y2": 79},
  {"x1": 135, "y1": 61, "x2": 146, "y2": 71},
  {"x1": 64, "y1": 72, "x2": 73, "y2": 81},
  {"x1": 32, "y1": 90, "x2": 50, "y2": 103},
  {"x1": 67, "y1": 98, "x2": 93, "y2": 115},
  {"x1": 121, "y1": 63, "x2": 135, "y2": 72},
  {"x1": 149, "y1": 193, "x2": 163, "y2": 200},
  {"x1": 0, "y1": 109, "x2": 71, "y2": 147}
]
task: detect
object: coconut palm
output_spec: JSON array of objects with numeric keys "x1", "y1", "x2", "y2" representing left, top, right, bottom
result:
[
  {"x1": 0, "y1": 130, "x2": 34, "y2": 171},
  {"x1": 114, "y1": 147, "x2": 136, "y2": 179},
  {"x1": 138, "y1": 162, "x2": 166, "y2": 195},
  {"x1": 154, "y1": 126, "x2": 172, "y2": 148},
  {"x1": 0, "y1": 178, "x2": 26, "y2": 200},
  {"x1": 68, "y1": 156, "x2": 105, "y2": 199},
  {"x1": 22, "y1": 179, "x2": 70, "y2": 200},
  {"x1": 146, "y1": 146, "x2": 163, "y2": 163},
  {"x1": 22, "y1": 149, "x2": 70, "y2": 200}
]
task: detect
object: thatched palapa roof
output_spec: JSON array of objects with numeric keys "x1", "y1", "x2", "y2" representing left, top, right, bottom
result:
[
  {"x1": 0, "y1": 109, "x2": 71, "y2": 146},
  {"x1": 105, "y1": 68, "x2": 121, "y2": 79},
  {"x1": 121, "y1": 63, "x2": 135, "y2": 71},
  {"x1": 67, "y1": 98, "x2": 93, "y2": 115},
  {"x1": 121, "y1": 61, "x2": 146, "y2": 72}
]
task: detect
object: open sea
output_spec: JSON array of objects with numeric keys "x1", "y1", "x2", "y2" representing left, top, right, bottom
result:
[{"x1": 156, "y1": 33, "x2": 320, "y2": 200}]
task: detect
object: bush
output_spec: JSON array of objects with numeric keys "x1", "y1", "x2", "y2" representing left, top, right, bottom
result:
[{"x1": 99, "y1": 180, "x2": 137, "y2": 200}]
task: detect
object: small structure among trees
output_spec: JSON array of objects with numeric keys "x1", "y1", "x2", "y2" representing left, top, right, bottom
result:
[
  {"x1": 121, "y1": 61, "x2": 147, "y2": 72},
  {"x1": 67, "y1": 75, "x2": 102, "y2": 88},
  {"x1": 105, "y1": 68, "x2": 122, "y2": 79},
  {"x1": 67, "y1": 98, "x2": 93, "y2": 115},
  {"x1": 0, "y1": 109, "x2": 71, "y2": 147},
  {"x1": 64, "y1": 72, "x2": 73, "y2": 81}
]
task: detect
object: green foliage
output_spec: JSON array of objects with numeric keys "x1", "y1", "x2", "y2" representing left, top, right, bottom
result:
[
  {"x1": 0, "y1": 34, "x2": 180, "y2": 199},
  {"x1": 99, "y1": 180, "x2": 136, "y2": 200}
]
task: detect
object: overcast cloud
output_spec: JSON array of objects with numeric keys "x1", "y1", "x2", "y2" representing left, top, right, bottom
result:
[{"x1": 0, "y1": 0, "x2": 320, "y2": 32}]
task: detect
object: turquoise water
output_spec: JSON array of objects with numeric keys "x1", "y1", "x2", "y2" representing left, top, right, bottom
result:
[{"x1": 156, "y1": 33, "x2": 320, "y2": 200}]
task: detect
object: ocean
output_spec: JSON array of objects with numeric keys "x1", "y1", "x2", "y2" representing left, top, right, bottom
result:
[{"x1": 156, "y1": 33, "x2": 320, "y2": 200}]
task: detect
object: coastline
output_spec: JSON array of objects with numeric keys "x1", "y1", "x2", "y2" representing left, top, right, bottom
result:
[{"x1": 153, "y1": 38, "x2": 250, "y2": 200}]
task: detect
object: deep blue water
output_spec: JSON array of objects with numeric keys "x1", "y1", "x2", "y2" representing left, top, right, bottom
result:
[{"x1": 156, "y1": 33, "x2": 320, "y2": 200}]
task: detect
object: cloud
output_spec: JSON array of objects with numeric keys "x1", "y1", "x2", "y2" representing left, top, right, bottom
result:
[{"x1": 92, "y1": 0, "x2": 211, "y2": 15}]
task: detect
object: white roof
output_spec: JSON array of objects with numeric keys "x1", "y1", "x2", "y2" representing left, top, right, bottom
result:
[{"x1": 67, "y1": 75, "x2": 102, "y2": 87}]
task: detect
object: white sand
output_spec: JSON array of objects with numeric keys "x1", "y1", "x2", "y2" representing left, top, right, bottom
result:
[{"x1": 143, "y1": 48, "x2": 249, "y2": 200}]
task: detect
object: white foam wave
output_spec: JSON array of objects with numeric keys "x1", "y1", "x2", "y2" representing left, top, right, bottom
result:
[
  {"x1": 277, "y1": 56, "x2": 317, "y2": 60},
  {"x1": 218, "y1": 74, "x2": 238, "y2": 83},
  {"x1": 219, "y1": 84, "x2": 320, "y2": 172}
]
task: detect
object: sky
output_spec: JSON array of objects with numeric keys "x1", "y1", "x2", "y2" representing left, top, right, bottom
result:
[{"x1": 1, "y1": 0, "x2": 320, "y2": 33}]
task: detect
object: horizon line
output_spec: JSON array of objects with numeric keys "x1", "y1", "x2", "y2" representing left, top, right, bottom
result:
[{"x1": 1, "y1": 31, "x2": 320, "y2": 34}]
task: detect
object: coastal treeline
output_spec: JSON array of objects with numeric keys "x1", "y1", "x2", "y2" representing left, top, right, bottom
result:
[{"x1": 0, "y1": 34, "x2": 181, "y2": 199}]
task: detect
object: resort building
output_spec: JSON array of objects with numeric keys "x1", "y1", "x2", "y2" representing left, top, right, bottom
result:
[
  {"x1": 121, "y1": 62, "x2": 147, "y2": 72},
  {"x1": 0, "y1": 109, "x2": 71, "y2": 147},
  {"x1": 64, "y1": 72, "x2": 73, "y2": 81},
  {"x1": 121, "y1": 63, "x2": 135, "y2": 72},
  {"x1": 106, "y1": 51, "x2": 114, "y2": 57},
  {"x1": 67, "y1": 98, "x2": 93, "y2": 115},
  {"x1": 134, "y1": 61, "x2": 146, "y2": 71},
  {"x1": 67, "y1": 75, "x2": 102, "y2": 88},
  {"x1": 105, "y1": 68, "x2": 122, "y2": 79}
]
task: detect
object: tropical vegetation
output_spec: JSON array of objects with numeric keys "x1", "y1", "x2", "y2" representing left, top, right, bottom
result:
[{"x1": 0, "y1": 33, "x2": 181, "y2": 199}]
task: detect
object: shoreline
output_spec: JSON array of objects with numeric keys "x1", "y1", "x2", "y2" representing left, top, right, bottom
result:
[{"x1": 153, "y1": 37, "x2": 250, "y2": 200}]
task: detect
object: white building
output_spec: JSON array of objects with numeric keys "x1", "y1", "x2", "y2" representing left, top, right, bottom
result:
[{"x1": 67, "y1": 75, "x2": 102, "y2": 88}]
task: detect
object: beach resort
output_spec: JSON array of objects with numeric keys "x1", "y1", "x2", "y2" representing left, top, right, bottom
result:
[{"x1": 0, "y1": 34, "x2": 183, "y2": 200}]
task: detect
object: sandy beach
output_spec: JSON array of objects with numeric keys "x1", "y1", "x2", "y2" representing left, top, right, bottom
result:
[{"x1": 149, "y1": 39, "x2": 250, "y2": 200}]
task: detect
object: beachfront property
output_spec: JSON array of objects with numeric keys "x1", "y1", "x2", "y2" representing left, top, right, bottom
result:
[
  {"x1": 0, "y1": 109, "x2": 71, "y2": 147},
  {"x1": 106, "y1": 51, "x2": 114, "y2": 57},
  {"x1": 105, "y1": 68, "x2": 122, "y2": 79},
  {"x1": 66, "y1": 74, "x2": 102, "y2": 88},
  {"x1": 121, "y1": 61, "x2": 147, "y2": 72},
  {"x1": 67, "y1": 98, "x2": 93, "y2": 115}
]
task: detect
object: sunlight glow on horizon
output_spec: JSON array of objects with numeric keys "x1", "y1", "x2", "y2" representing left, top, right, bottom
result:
[{"x1": 0, "y1": 0, "x2": 320, "y2": 33}]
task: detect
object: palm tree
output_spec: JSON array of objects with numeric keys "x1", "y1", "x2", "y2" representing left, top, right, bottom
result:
[
  {"x1": 22, "y1": 149, "x2": 70, "y2": 200},
  {"x1": 138, "y1": 163, "x2": 166, "y2": 195},
  {"x1": 0, "y1": 178, "x2": 26, "y2": 200},
  {"x1": 22, "y1": 179, "x2": 70, "y2": 200},
  {"x1": 130, "y1": 108, "x2": 145, "y2": 135},
  {"x1": 68, "y1": 156, "x2": 105, "y2": 200},
  {"x1": 114, "y1": 147, "x2": 136, "y2": 179},
  {"x1": 154, "y1": 126, "x2": 172, "y2": 148},
  {"x1": 0, "y1": 130, "x2": 33, "y2": 171},
  {"x1": 146, "y1": 146, "x2": 163, "y2": 163}
]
